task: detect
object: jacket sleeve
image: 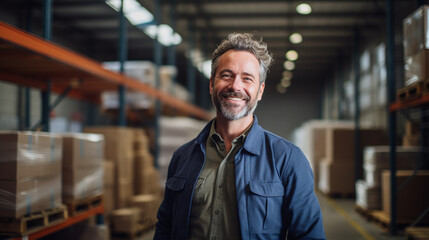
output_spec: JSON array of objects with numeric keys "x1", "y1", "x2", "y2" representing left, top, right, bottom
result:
[
  {"x1": 154, "y1": 152, "x2": 178, "y2": 240},
  {"x1": 283, "y1": 146, "x2": 326, "y2": 240}
]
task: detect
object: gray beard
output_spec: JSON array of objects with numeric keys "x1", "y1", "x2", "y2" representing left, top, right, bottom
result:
[{"x1": 212, "y1": 92, "x2": 259, "y2": 120}]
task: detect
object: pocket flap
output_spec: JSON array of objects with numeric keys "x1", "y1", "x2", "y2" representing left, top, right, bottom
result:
[
  {"x1": 166, "y1": 176, "x2": 186, "y2": 191},
  {"x1": 249, "y1": 181, "x2": 284, "y2": 197}
]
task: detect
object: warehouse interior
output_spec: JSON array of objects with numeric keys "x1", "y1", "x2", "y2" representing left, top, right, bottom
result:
[{"x1": 0, "y1": 0, "x2": 429, "y2": 239}]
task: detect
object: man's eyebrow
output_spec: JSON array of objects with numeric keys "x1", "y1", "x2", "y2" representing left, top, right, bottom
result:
[{"x1": 242, "y1": 71, "x2": 256, "y2": 78}]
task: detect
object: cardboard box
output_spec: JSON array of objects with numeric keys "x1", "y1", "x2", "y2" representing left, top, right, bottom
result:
[
  {"x1": 355, "y1": 180, "x2": 381, "y2": 210},
  {"x1": 0, "y1": 176, "x2": 62, "y2": 218},
  {"x1": 116, "y1": 179, "x2": 133, "y2": 208},
  {"x1": 110, "y1": 208, "x2": 142, "y2": 233},
  {"x1": 104, "y1": 161, "x2": 114, "y2": 187},
  {"x1": 318, "y1": 160, "x2": 355, "y2": 195},
  {"x1": 403, "y1": 5, "x2": 429, "y2": 58},
  {"x1": 63, "y1": 167, "x2": 103, "y2": 201},
  {"x1": 404, "y1": 49, "x2": 429, "y2": 84},
  {"x1": 83, "y1": 127, "x2": 134, "y2": 163},
  {"x1": 129, "y1": 194, "x2": 161, "y2": 224},
  {"x1": 135, "y1": 167, "x2": 161, "y2": 195},
  {"x1": 135, "y1": 152, "x2": 154, "y2": 172},
  {"x1": 60, "y1": 133, "x2": 104, "y2": 202},
  {"x1": 382, "y1": 170, "x2": 429, "y2": 223},
  {"x1": 363, "y1": 146, "x2": 427, "y2": 186},
  {"x1": 103, "y1": 186, "x2": 115, "y2": 217},
  {"x1": 61, "y1": 133, "x2": 104, "y2": 169},
  {"x1": 325, "y1": 128, "x2": 355, "y2": 161},
  {"x1": 0, "y1": 131, "x2": 62, "y2": 181}
]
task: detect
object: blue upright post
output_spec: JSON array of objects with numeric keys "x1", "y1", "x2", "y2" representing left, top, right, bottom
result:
[
  {"x1": 386, "y1": 0, "x2": 397, "y2": 235},
  {"x1": 41, "y1": 0, "x2": 52, "y2": 132},
  {"x1": 153, "y1": 0, "x2": 163, "y2": 169},
  {"x1": 118, "y1": 0, "x2": 127, "y2": 126}
]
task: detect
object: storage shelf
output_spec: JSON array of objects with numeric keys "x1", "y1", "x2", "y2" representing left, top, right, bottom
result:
[
  {"x1": 389, "y1": 94, "x2": 429, "y2": 112},
  {"x1": 10, "y1": 205, "x2": 104, "y2": 240},
  {"x1": 0, "y1": 21, "x2": 213, "y2": 121}
]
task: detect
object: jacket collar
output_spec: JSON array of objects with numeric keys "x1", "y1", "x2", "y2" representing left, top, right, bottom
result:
[{"x1": 194, "y1": 115, "x2": 263, "y2": 156}]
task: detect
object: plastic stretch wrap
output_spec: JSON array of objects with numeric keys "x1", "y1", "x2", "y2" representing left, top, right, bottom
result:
[
  {"x1": 0, "y1": 176, "x2": 62, "y2": 218},
  {"x1": 60, "y1": 133, "x2": 105, "y2": 201},
  {"x1": 0, "y1": 131, "x2": 63, "y2": 218},
  {"x1": 0, "y1": 131, "x2": 62, "y2": 181}
]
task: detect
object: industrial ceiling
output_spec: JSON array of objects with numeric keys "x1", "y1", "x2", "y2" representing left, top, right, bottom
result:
[{"x1": 0, "y1": 0, "x2": 418, "y2": 99}]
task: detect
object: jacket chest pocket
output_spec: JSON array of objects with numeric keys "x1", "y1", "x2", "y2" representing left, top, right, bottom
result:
[
  {"x1": 166, "y1": 176, "x2": 187, "y2": 225},
  {"x1": 248, "y1": 181, "x2": 284, "y2": 233}
]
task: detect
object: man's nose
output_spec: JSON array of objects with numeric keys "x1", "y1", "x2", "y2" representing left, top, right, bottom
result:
[{"x1": 229, "y1": 76, "x2": 243, "y2": 90}]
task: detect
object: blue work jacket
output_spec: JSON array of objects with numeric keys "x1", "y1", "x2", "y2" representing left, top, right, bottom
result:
[{"x1": 154, "y1": 117, "x2": 326, "y2": 240}]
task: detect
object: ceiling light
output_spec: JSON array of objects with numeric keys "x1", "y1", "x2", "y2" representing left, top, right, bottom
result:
[
  {"x1": 106, "y1": 0, "x2": 154, "y2": 24},
  {"x1": 106, "y1": 0, "x2": 182, "y2": 46},
  {"x1": 282, "y1": 71, "x2": 293, "y2": 79},
  {"x1": 289, "y1": 33, "x2": 302, "y2": 44},
  {"x1": 296, "y1": 3, "x2": 312, "y2": 15},
  {"x1": 281, "y1": 77, "x2": 291, "y2": 87},
  {"x1": 286, "y1": 50, "x2": 299, "y2": 61},
  {"x1": 283, "y1": 61, "x2": 295, "y2": 71},
  {"x1": 277, "y1": 83, "x2": 287, "y2": 94}
]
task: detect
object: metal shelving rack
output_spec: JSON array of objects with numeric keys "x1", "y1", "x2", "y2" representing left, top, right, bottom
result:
[
  {"x1": 0, "y1": 5, "x2": 212, "y2": 238},
  {"x1": 0, "y1": 21, "x2": 213, "y2": 122}
]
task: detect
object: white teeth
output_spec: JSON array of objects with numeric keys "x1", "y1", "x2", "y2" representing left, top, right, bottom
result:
[{"x1": 228, "y1": 97, "x2": 243, "y2": 101}]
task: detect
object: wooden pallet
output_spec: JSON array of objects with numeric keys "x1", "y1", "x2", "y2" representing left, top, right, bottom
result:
[
  {"x1": 370, "y1": 211, "x2": 415, "y2": 232},
  {"x1": 355, "y1": 205, "x2": 376, "y2": 221},
  {"x1": 398, "y1": 81, "x2": 424, "y2": 102},
  {"x1": 323, "y1": 192, "x2": 355, "y2": 199},
  {"x1": 65, "y1": 194, "x2": 103, "y2": 216},
  {"x1": 0, "y1": 205, "x2": 68, "y2": 237},
  {"x1": 406, "y1": 227, "x2": 429, "y2": 240}
]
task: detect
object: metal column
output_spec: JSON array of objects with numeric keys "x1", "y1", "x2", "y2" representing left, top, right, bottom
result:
[
  {"x1": 386, "y1": 0, "x2": 397, "y2": 235},
  {"x1": 41, "y1": 0, "x2": 52, "y2": 132},
  {"x1": 118, "y1": 0, "x2": 127, "y2": 126},
  {"x1": 153, "y1": 0, "x2": 163, "y2": 168},
  {"x1": 353, "y1": 28, "x2": 361, "y2": 183},
  {"x1": 167, "y1": 0, "x2": 177, "y2": 94},
  {"x1": 187, "y1": 20, "x2": 196, "y2": 104}
]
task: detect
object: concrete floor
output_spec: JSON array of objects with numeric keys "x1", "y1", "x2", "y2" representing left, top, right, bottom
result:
[{"x1": 136, "y1": 192, "x2": 406, "y2": 240}]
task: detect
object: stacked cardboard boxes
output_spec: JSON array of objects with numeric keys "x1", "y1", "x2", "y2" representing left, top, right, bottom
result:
[
  {"x1": 61, "y1": 133, "x2": 104, "y2": 202},
  {"x1": 0, "y1": 131, "x2": 63, "y2": 218},
  {"x1": 382, "y1": 170, "x2": 429, "y2": 224},
  {"x1": 84, "y1": 127, "x2": 135, "y2": 209},
  {"x1": 84, "y1": 126, "x2": 163, "y2": 233},
  {"x1": 110, "y1": 208, "x2": 141, "y2": 233},
  {"x1": 356, "y1": 146, "x2": 425, "y2": 210},
  {"x1": 103, "y1": 161, "x2": 115, "y2": 217},
  {"x1": 403, "y1": 5, "x2": 429, "y2": 86},
  {"x1": 318, "y1": 127, "x2": 387, "y2": 195}
]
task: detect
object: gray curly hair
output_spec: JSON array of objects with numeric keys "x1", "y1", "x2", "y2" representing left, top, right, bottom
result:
[{"x1": 210, "y1": 33, "x2": 273, "y2": 84}]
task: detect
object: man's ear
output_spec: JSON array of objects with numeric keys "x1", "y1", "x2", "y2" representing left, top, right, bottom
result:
[{"x1": 257, "y1": 82, "x2": 265, "y2": 101}]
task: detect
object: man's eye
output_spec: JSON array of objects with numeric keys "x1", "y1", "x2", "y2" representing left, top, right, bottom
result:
[{"x1": 221, "y1": 74, "x2": 232, "y2": 78}]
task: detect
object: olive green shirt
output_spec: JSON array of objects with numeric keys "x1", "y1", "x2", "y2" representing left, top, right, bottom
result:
[{"x1": 187, "y1": 120, "x2": 252, "y2": 240}]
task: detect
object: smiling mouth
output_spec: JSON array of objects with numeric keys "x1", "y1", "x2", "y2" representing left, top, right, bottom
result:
[{"x1": 222, "y1": 91, "x2": 248, "y2": 102}]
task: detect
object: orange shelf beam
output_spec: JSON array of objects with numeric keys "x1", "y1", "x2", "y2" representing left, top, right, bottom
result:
[
  {"x1": 11, "y1": 205, "x2": 104, "y2": 240},
  {"x1": 0, "y1": 21, "x2": 213, "y2": 121},
  {"x1": 389, "y1": 94, "x2": 429, "y2": 112}
]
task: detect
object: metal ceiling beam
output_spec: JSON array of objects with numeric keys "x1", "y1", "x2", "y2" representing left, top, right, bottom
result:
[
  {"x1": 177, "y1": 12, "x2": 385, "y2": 19},
  {"x1": 162, "y1": 0, "x2": 390, "y2": 3}
]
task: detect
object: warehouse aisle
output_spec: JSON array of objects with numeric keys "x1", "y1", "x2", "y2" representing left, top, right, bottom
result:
[
  {"x1": 317, "y1": 192, "x2": 404, "y2": 240},
  {"x1": 136, "y1": 192, "x2": 406, "y2": 240}
]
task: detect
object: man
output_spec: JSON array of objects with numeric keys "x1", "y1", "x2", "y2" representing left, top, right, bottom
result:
[{"x1": 154, "y1": 33, "x2": 326, "y2": 240}]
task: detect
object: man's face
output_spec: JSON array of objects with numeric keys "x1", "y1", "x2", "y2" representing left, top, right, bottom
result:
[{"x1": 210, "y1": 50, "x2": 265, "y2": 121}]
